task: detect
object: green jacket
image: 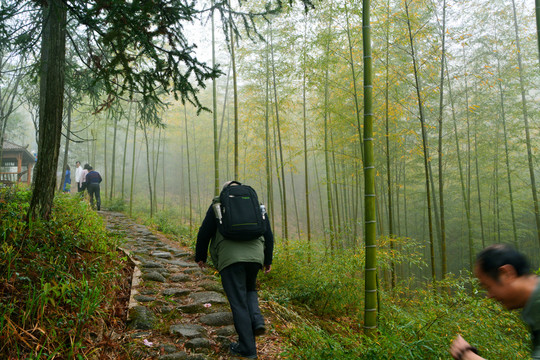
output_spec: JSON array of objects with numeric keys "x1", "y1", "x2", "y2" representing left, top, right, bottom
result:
[
  {"x1": 195, "y1": 198, "x2": 274, "y2": 273},
  {"x1": 210, "y1": 231, "x2": 265, "y2": 272}
]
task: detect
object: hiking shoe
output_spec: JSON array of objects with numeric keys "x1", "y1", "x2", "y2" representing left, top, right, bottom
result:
[
  {"x1": 253, "y1": 325, "x2": 266, "y2": 336},
  {"x1": 230, "y1": 343, "x2": 257, "y2": 359}
]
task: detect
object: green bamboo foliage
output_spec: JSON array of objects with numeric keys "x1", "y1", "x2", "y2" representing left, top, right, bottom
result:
[{"x1": 363, "y1": 0, "x2": 378, "y2": 335}]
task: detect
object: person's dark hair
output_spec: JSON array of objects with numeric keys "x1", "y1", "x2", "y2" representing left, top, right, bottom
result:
[
  {"x1": 66, "y1": 165, "x2": 70, "y2": 171},
  {"x1": 83, "y1": 163, "x2": 90, "y2": 170},
  {"x1": 476, "y1": 244, "x2": 531, "y2": 281},
  {"x1": 76, "y1": 161, "x2": 80, "y2": 165}
]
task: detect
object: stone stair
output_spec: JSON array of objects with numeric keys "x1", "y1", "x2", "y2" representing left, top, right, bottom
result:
[{"x1": 102, "y1": 211, "x2": 240, "y2": 360}]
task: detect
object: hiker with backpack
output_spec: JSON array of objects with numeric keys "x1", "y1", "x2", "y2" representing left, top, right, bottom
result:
[{"x1": 195, "y1": 181, "x2": 274, "y2": 359}]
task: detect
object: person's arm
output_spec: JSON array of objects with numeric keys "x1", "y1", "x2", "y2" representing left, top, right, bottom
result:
[
  {"x1": 262, "y1": 216, "x2": 274, "y2": 273},
  {"x1": 195, "y1": 205, "x2": 217, "y2": 267},
  {"x1": 450, "y1": 335, "x2": 484, "y2": 360}
]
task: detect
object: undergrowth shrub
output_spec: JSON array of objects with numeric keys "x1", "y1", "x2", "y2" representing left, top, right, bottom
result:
[
  {"x1": 267, "y1": 238, "x2": 529, "y2": 359},
  {"x1": 0, "y1": 185, "x2": 128, "y2": 359},
  {"x1": 104, "y1": 197, "x2": 126, "y2": 212}
]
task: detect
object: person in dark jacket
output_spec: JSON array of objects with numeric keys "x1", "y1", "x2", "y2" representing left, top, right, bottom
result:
[
  {"x1": 85, "y1": 166, "x2": 102, "y2": 211},
  {"x1": 195, "y1": 181, "x2": 274, "y2": 359}
]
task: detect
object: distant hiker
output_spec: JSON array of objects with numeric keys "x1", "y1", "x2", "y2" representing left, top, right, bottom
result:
[
  {"x1": 79, "y1": 163, "x2": 90, "y2": 193},
  {"x1": 195, "y1": 181, "x2": 274, "y2": 359},
  {"x1": 85, "y1": 166, "x2": 102, "y2": 211},
  {"x1": 74, "y1": 161, "x2": 83, "y2": 192},
  {"x1": 62, "y1": 165, "x2": 71, "y2": 193},
  {"x1": 450, "y1": 244, "x2": 540, "y2": 360}
]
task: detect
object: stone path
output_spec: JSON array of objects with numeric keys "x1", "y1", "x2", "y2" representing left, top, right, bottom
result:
[{"x1": 102, "y1": 211, "x2": 244, "y2": 360}]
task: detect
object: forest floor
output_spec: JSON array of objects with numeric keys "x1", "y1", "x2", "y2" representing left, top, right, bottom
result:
[{"x1": 101, "y1": 211, "x2": 287, "y2": 360}]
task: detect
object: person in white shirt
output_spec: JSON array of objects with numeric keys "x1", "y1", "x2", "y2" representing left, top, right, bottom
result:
[
  {"x1": 75, "y1": 161, "x2": 83, "y2": 192},
  {"x1": 79, "y1": 163, "x2": 89, "y2": 193}
]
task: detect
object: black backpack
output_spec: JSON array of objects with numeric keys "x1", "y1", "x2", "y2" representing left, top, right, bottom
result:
[{"x1": 215, "y1": 181, "x2": 267, "y2": 241}]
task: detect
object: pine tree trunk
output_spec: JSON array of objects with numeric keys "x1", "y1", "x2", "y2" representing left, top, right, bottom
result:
[{"x1": 28, "y1": 0, "x2": 67, "y2": 220}]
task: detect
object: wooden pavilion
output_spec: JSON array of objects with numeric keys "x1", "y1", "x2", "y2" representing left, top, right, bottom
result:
[{"x1": 0, "y1": 140, "x2": 36, "y2": 185}]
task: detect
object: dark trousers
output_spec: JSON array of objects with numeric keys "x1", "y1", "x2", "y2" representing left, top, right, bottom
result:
[
  {"x1": 87, "y1": 183, "x2": 101, "y2": 210},
  {"x1": 220, "y1": 262, "x2": 264, "y2": 356}
]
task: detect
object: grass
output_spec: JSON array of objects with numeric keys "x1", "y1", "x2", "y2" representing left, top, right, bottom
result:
[{"x1": 0, "y1": 185, "x2": 131, "y2": 359}]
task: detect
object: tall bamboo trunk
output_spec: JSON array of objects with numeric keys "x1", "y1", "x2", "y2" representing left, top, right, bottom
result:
[
  {"x1": 143, "y1": 123, "x2": 153, "y2": 218},
  {"x1": 121, "y1": 102, "x2": 133, "y2": 198},
  {"x1": 265, "y1": 26, "x2": 274, "y2": 229},
  {"x1": 184, "y1": 106, "x2": 193, "y2": 235},
  {"x1": 323, "y1": 16, "x2": 335, "y2": 255},
  {"x1": 473, "y1": 116, "x2": 485, "y2": 248},
  {"x1": 110, "y1": 111, "x2": 118, "y2": 200},
  {"x1": 446, "y1": 67, "x2": 473, "y2": 270},
  {"x1": 384, "y1": 0, "x2": 395, "y2": 287},
  {"x1": 496, "y1": 57, "x2": 518, "y2": 247},
  {"x1": 230, "y1": 21, "x2": 239, "y2": 180},
  {"x1": 344, "y1": 2, "x2": 364, "y2": 163},
  {"x1": 212, "y1": 0, "x2": 219, "y2": 196},
  {"x1": 536, "y1": 0, "x2": 540, "y2": 65},
  {"x1": 104, "y1": 114, "x2": 108, "y2": 198},
  {"x1": 59, "y1": 93, "x2": 72, "y2": 192},
  {"x1": 129, "y1": 113, "x2": 137, "y2": 216},
  {"x1": 302, "y1": 17, "x2": 312, "y2": 261},
  {"x1": 152, "y1": 128, "x2": 162, "y2": 213},
  {"x1": 270, "y1": 25, "x2": 289, "y2": 244},
  {"x1": 511, "y1": 0, "x2": 540, "y2": 246},
  {"x1": 405, "y1": 1, "x2": 436, "y2": 281},
  {"x1": 363, "y1": 0, "x2": 378, "y2": 335},
  {"x1": 437, "y1": 0, "x2": 447, "y2": 276}
]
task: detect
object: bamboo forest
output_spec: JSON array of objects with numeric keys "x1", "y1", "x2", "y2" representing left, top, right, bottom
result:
[{"x1": 1, "y1": 0, "x2": 539, "y2": 359}]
